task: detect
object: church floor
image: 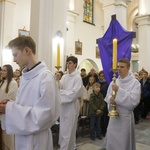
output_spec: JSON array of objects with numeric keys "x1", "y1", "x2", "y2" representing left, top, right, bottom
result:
[{"x1": 54, "y1": 119, "x2": 150, "y2": 150}]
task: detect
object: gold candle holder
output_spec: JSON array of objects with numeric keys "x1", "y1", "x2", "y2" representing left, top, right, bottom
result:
[
  {"x1": 55, "y1": 66, "x2": 62, "y2": 71},
  {"x1": 108, "y1": 69, "x2": 119, "y2": 117}
]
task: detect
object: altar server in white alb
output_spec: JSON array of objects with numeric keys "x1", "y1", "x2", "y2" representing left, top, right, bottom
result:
[
  {"x1": 59, "y1": 56, "x2": 83, "y2": 150},
  {"x1": 0, "y1": 36, "x2": 60, "y2": 150},
  {"x1": 105, "y1": 58, "x2": 141, "y2": 150}
]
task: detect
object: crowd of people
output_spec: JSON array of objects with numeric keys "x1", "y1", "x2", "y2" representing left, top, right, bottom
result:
[
  {"x1": 133, "y1": 69, "x2": 150, "y2": 124},
  {"x1": 0, "y1": 36, "x2": 150, "y2": 150}
]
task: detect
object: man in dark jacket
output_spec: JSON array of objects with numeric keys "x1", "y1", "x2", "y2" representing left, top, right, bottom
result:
[{"x1": 140, "y1": 70, "x2": 150, "y2": 119}]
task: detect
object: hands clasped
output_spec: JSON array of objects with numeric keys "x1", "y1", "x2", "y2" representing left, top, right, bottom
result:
[
  {"x1": 0, "y1": 99, "x2": 9, "y2": 115},
  {"x1": 96, "y1": 109, "x2": 102, "y2": 115}
]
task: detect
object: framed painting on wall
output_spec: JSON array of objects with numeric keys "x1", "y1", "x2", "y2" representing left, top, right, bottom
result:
[
  {"x1": 96, "y1": 46, "x2": 100, "y2": 58},
  {"x1": 18, "y1": 27, "x2": 30, "y2": 36},
  {"x1": 75, "y1": 40, "x2": 82, "y2": 55}
]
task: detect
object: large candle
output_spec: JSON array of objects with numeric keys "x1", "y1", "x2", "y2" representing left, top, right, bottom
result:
[
  {"x1": 57, "y1": 43, "x2": 60, "y2": 66},
  {"x1": 112, "y1": 38, "x2": 117, "y2": 69}
]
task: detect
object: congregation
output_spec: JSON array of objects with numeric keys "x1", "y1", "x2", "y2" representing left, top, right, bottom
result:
[{"x1": 0, "y1": 36, "x2": 150, "y2": 150}]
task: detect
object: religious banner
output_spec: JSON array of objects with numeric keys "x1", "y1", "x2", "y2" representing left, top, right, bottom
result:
[{"x1": 97, "y1": 16, "x2": 134, "y2": 84}]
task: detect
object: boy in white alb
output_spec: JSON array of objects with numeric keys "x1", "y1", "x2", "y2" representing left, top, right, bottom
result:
[
  {"x1": 105, "y1": 58, "x2": 141, "y2": 150},
  {"x1": 59, "y1": 56, "x2": 83, "y2": 150},
  {"x1": 0, "y1": 36, "x2": 60, "y2": 150}
]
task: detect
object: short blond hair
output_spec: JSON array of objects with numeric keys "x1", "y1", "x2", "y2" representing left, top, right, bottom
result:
[{"x1": 92, "y1": 83, "x2": 100, "y2": 89}]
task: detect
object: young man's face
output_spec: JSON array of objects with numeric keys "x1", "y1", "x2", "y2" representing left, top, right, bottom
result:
[
  {"x1": 67, "y1": 61, "x2": 76, "y2": 73},
  {"x1": 11, "y1": 47, "x2": 28, "y2": 68},
  {"x1": 117, "y1": 62, "x2": 130, "y2": 78}
]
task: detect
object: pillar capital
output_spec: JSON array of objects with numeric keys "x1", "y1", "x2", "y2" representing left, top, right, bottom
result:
[
  {"x1": 135, "y1": 14, "x2": 150, "y2": 27},
  {"x1": 101, "y1": 0, "x2": 127, "y2": 8},
  {"x1": 101, "y1": 0, "x2": 127, "y2": 31},
  {"x1": 0, "y1": 0, "x2": 16, "y2": 5},
  {"x1": 135, "y1": 13, "x2": 150, "y2": 72},
  {"x1": 67, "y1": 10, "x2": 79, "y2": 23}
]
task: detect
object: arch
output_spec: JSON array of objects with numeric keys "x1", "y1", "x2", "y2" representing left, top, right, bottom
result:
[
  {"x1": 77, "y1": 59, "x2": 99, "y2": 74},
  {"x1": 127, "y1": 0, "x2": 138, "y2": 31}
]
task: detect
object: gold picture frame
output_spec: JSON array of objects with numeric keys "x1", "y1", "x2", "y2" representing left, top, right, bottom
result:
[
  {"x1": 96, "y1": 46, "x2": 100, "y2": 58},
  {"x1": 18, "y1": 27, "x2": 30, "y2": 36},
  {"x1": 75, "y1": 40, "x2": 82, "y2": 55}
]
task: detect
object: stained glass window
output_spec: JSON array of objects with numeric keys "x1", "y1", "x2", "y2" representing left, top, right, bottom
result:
[{"x1": 83, "y1": 0, "x2": 94, "y2": 24}]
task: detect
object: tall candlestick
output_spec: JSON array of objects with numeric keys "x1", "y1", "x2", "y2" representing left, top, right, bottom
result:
[
  {"x1": 112, "y1": 38, "x2": 117, "y2": 69},
  {"x1": 57, "y1": 43, "x2": 60, "y2": 66}
]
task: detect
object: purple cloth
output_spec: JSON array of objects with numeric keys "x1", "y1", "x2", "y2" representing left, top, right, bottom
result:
[{"x1": 97, "y1": 19, "x2": 134, "y2": 84}]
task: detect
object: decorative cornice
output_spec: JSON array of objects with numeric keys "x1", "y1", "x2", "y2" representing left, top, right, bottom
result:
[
  {"x1": 135, "y1": 14, "x2": 150, "y2": 20},
  {"x1": 67, "y1": 10, "x2": 79, "y2": 23},
  {"x1": 67, "y1": 10, "x2": 79, "y2": 17},
  {"x1": 103, "y1": 3, "x2": 127, "y2": 9},
  {"x1": 135, "y1": 14, "x2": 150, "y2": 27},
  {"x1": 0, "y1": 0, "x2": 16, "y2": 5}
]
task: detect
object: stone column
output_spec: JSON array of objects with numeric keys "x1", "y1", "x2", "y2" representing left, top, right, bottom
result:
[
  {"x1": 135, "y1": 0, "x2": 150, "y2": 71},
  {"x1": 0, "y1": 1, "x2": 16, "y2": 146},
  {"x1": 66, "y1": 10, "x2": 79, "y2": 56},
  {"x1": 100, "y1": 0, "x2": 127, "y2": 32},
  {"x1": 0, "y1": 0, "x2": 16, "y2": 66},
  {"x1": 30, "y1": 0, "x2": 67, "y2": 73}
]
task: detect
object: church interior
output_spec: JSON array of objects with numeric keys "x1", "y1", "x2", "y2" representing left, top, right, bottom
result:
[
  {"x1": 0, "y1": 0, "x2": 150, "y2": 150},
  {"x1": 1, "y1": 0, "x2": 149, "y2": 73}
]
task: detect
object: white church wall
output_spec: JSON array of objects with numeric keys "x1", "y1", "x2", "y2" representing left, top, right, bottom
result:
[
  {"x1": 13, "y1": 0, "x2": 31, "y2": 37},
  {"x1": 1, "y1": 0, "x2": 140, "y2": 73},
  {"x1": 1, "y1": 0, "x2": 31, "y2": 70},
  {"x1": 12, "y1": 0, "x2": 31, "y2": 70},
  {"x1": 66, "y1": 0, "x2": 104, "y2": 73}
]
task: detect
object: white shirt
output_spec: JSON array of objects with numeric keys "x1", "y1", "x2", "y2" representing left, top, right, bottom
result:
[{"x1": 0, "y1": 79, "x2": 18, "y2": 101}]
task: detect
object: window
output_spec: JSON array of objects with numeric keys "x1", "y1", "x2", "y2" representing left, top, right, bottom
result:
[{"x1": 83, "y1": 0, "x2": 94, "y2": 25}]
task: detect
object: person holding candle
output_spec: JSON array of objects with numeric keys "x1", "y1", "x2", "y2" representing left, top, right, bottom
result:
[
  {"x1": 0, "y1": 36, "x2": 60, "y2": 150},
  {"x1": 104, "y1": 58, "x2": 141, "y2": 150}
]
